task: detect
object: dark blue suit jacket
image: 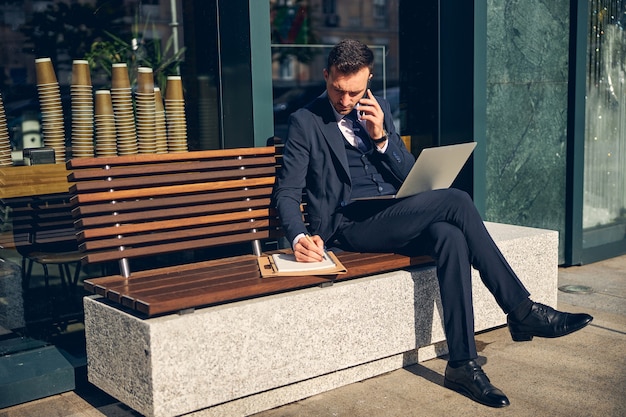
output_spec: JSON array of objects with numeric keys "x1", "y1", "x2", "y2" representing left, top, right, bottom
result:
[{"x1": 273, "y1": 92, "x2": 416, "y2": 244}]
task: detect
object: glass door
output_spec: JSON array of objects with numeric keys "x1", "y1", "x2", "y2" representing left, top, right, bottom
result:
[{"x1": 582, "y1": 0, "x2": 626, "y2": 260}]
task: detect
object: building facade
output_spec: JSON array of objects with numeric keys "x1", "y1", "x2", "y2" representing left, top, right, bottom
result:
[{"x1": 0, "y1": 0, "x2": 624, "y2": 264}]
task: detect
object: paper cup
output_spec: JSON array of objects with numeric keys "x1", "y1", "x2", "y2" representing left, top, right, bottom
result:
[
  {"x1": 95, "y1": 90, "x2": 114, "y2": 115},
  {"x1": 137, "y1": 67, "x2": 154, "y2": 94},
  {"x1": 71, "y1": 60, "x2": 92, "y2": 86},
  {"x1": 35, "y1": 58, "x2": 58, "y2": 84},
  {"x1": 111, "y1": 63, "x2": 131, "y2": 89},
  {"x1": 165, "y1": 76, "x2": 184, "y2": 100}
]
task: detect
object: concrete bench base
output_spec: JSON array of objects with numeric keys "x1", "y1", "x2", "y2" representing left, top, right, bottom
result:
[{"x1": 84, "y1": 222, "x2": 558, "y2": 417}]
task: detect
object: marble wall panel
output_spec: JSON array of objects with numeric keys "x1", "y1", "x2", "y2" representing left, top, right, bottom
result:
[{"x1": 486, "y1": 0, "x2": 571, "y2": 262}]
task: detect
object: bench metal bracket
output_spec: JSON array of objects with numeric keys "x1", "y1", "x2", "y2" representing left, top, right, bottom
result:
[
  {"x1": 119, "y1": 255, "x2": 131, "y2": 279},
  {"x1": 251, "y1": 239, "x2": 262, "y2": 257}
]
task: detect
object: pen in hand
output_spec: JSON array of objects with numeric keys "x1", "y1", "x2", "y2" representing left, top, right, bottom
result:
[
  {"x1": 298, "y1": 234, "x2": 325, "y2": 262},
  {"x1": 306, "y1": 234, "x2": 328, "y2": 260}
]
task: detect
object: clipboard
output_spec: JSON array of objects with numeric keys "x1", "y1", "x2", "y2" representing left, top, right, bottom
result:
[{"x1": 258, "y1": 250, "x2": 347, "y2": 278}]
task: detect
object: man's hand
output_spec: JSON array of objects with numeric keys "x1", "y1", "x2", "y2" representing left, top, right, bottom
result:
[
  {"x1": 294, "y1": 234, "x2": 325, "y2": 262},
  {"x1": 357, "y1": 89, "x2": 385, "y2": 140}
]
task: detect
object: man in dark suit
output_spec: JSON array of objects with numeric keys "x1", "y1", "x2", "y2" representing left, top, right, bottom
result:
[{"x1": 273, "y1": 39, "x2": 592, "y2": 408}]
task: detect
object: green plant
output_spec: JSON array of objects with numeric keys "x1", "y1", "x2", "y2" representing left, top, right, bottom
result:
[{"x1": 85, "y1": 12, "x2": 186, "y2": 92}]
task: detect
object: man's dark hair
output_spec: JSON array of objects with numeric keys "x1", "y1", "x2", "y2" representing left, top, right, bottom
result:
[{"x1": 326, "y1": 39, "x2": 374, "y2": 75}]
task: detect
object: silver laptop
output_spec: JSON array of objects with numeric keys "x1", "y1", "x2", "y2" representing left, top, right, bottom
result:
[{"x1": 353, "y1": 142, "x2": 477, "y2": 201}]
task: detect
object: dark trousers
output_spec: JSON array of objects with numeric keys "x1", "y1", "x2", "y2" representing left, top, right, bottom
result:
[{"x1": 335, "y1": 188, "x2": 530, "y2": 361}]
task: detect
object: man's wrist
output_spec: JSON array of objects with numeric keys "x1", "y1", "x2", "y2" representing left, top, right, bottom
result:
[
  {"x1": 292, "y1": 233, "x2": 306, "y2": 250},
  {"x1": 371, "y1": 130, "x2": 388, "y2": 144}
]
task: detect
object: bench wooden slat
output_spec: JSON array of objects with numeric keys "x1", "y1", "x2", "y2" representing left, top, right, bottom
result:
[
  {"x1": 81, "y1": 229, "x2": 275, "y2": 264},
  {"x1": 70, "y1": 166, "x2": 276, "y2": 192},
  {"x1": 83, "y1": 255, "x2": 255, "y2": 294},
  {"x1": 72, "y1": 187, "x2": 273, "y2": 216},
  {"x1": 68, "y1": 156, "x2": 277, "y2": 181},
  {"x1": 112, "y1": 258, "x2": 260, "y2": 298},
  {"x1": 119, "y1": 263, "x2": 262, "y2": 309},
  {"x1": 78, "y1": 208, "x2": 271, "y2": 239},
  {"x1": 71, "y1": 177, "x2": 275, "y2": 203},
  {"x1": 75, "y1": 198, "x2": 272, "y2": 228},
  {"x1": 66, "y1": 146, "x2": 276, "y2": 169},
  {"x1": 77, "y1": 198, "x2": 270, "y2": 227},
  {"x1": 79, "y1": 219, "x2": 274, "y2": 252}
]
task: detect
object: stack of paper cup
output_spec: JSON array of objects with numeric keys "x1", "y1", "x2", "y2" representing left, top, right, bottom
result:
[
  {"x1": 154, "y1": 87, "x2": 168, "y2": 154},
  {"x1": 94, "y1": 90, "x2": 117, "y2": 157},
  {"x1": 0, "y1": 92, "x2": 12, "y2": 166},
  {"x1": 35, "y1": 58, "x2": 66, "y2": 163},
  {"x1": 111, "y1": 63, "x2": 137, "y2": 155},
  {"x1": 135, "y1": 67, "x2": 157, "y2": 154},
  {"x1": 165, "y1": 75, "x2": 188, "y2": 153},
  {"x1": 70, "y1": 60, "x2": 94, "y2": 158}
]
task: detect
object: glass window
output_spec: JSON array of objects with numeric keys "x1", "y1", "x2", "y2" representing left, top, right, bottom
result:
[
  {"x1": 0, "y1": 0, "x2": 196, "y2": 164},
  {"x1": 323, "y1": 0, "x2": 336, "y2": 14},
  {"x1": 374, "y1": 0, "x2": 387, "y2": 19},
  {"x1": 270, "y1": 0, "x2": 401, "y2": 141},
  {"x1": 583, "y1": 0, "x2": 626, "y2": 249}
]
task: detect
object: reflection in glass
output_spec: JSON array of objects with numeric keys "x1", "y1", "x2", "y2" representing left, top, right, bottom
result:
[
  {"x1": 271, "y1": 44, "x2": 392, "y2": 140},
  {"x1": 583, "y1": 0, "x2": 626, "y2": 248}
]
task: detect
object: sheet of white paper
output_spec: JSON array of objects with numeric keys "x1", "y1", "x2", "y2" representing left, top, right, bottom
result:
[{"x1": 271, "y1": 252, "x2": 336, "y2": 273}]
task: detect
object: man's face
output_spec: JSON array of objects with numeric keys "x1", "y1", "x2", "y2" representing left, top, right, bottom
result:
[{"x1": 324, "y1": 66, "x2": 371, "y2": 116}]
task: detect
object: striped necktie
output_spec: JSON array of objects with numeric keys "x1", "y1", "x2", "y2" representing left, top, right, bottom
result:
[{"x1": 344, "y1": 110, "x2": 370, "y2": 152}]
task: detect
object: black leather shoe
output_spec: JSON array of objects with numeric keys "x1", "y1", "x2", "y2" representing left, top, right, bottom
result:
[
  {"x1": 444, "y1": 360, "x2": 510, "y2": 408},
  {"x1": 507, "y1": 302, "x2": 593, "y2": 342}
]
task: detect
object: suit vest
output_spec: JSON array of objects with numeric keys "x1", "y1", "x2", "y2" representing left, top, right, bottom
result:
[{"x1": 343, "y1": 140, "x2": 397, "y2": 200}]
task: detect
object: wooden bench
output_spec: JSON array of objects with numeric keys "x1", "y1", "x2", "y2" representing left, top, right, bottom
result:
[{"x1": 67, "y1": 146, "x2": 433, "y2": 317}]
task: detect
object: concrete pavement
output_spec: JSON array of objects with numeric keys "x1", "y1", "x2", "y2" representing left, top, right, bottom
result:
[{"x1": 1, "y1": 255, "x2": 625, "y2": 417}]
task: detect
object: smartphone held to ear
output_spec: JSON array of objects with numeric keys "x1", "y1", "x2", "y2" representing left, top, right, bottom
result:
[
  {"x1": 357, "y1": 82, "x2": 372, "y2": 120},
  {"x1": 357, "y1": 91, "x2": 367, "y2": 120}
]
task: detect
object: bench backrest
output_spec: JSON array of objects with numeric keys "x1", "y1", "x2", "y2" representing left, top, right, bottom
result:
[
  {"x1": 2, "y1": 193, "x2": 78, "y2": 255},
  {"x1": 66, "y1": 147, "x2": 282, "y2": 276}
]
